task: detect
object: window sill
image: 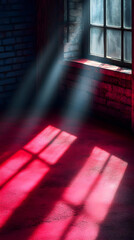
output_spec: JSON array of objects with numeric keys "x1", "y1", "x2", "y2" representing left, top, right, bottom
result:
[{"x1": 63, "y1": 59, "x2": 132, "y2": 81}]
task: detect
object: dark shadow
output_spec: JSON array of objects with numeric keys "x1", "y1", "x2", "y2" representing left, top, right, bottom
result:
[{"x1": 95, "y1": 165, "x2": 134, "y2": 240}]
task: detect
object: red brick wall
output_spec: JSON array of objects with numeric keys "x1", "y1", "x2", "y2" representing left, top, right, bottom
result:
[{"x1": 61, "y1": 62, "x2": 132, "y2": 125}]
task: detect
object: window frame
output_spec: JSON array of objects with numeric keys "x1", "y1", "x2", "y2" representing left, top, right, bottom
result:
[{"x1": 83, "y1": 0, "x2": 132, "y2": 69}]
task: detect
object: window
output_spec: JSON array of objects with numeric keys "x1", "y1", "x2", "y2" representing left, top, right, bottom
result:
[{"x1": 87, "y1": 0, "x2": 132, "y2": 68}]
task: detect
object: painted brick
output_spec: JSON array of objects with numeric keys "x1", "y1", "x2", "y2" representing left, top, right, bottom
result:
[
  {"x1": 94, "y1": 96, "x2": 106, "y2": 105},
  {"x1": 5, "y1": 46, "x2": 13, "y2": 51},
  {"x1": 0, "y1": 78, "x2": 16, "y2": 85},
  {"x1": 62, "y1": 63, "x2": 132, "y2": 125},
  {"x1": 0, "y1": 52, "x2": 15, "y2": 58},
  {"x1": 3, "y1": 38, "x2": 15, "y2": 45},
  {"x1": 112, "y1": 85, "x2": 126, "y2": 95},
  {"x1": 5, "y1": 85, "x2": 17, "y2": 91},
  {"x1": 125, "y1": 89, "x2": 132, "y2": 97},
  {"x1": 0, "y1": 86, "x2": 4, "y2": 92},
  {"x1": 0, "y1": 0, "x2": 36, "y2": 109},
  {"x1": 0, "y1": 60, "x2": 4, "y2": 65},
  {"x1": 0, "y1": 46, "x2": 4, "y2": 52},
  {"x1": 107, "y1": 100, "x2": 122, "y2": 110},
  {"x1": 0, "y1": 65, "x2": 11, "y2": 72}
]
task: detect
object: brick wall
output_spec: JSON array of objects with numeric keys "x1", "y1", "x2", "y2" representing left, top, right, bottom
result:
[
  {"x1": 64, "y1": 0, "x2": 83, "y2": 59},
  {"x1": 61, "y1": 62, "x2": 132, "y2": 125},
  {"x1": 0, "y1": 0, "x2": 36, "y2": 110}
]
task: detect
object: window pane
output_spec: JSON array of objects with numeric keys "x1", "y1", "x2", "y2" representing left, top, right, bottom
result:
[
  {"x1": 90, "y1": 0, "x2": 104, "y2": 26},
  {"x1": 90, "y1": 27, "x2": 104, "y2": 57},
  {"x1": 124, "y1": 31, "x2": 132, "y2": 63},
  {"x1": 106, "y1": 30, "x2": 121, "y2": 60},
  {"x1": 106, "y1": 0, "x2": 121, "y2": 27},
  {"x1": 123, "y1": 0, "x2": 132, "y2": 29}
]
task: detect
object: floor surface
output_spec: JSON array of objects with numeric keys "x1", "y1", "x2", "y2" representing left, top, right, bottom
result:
[{"x1": 0, "y1": 114, "x2": 134, "y2": 240}]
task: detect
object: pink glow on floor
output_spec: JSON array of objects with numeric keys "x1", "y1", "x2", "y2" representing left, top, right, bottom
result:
[
  {"x1": 63, "y1": 214, "x2": 100, "y2": 240},
  {"x1": 0, "y1": 160, "x2": 49, "y2": 228},
  {"x1": 85, "y1": 155, "x2": 128, "y2": 223},
  {"x1": 24, "y1": 125, "x2": 60, "y2": 154},
  {"x1": 39, "y1": 131, "x2": 77, "y2": 165},
  {"x1": 0, "y1": 150, "x2": 32, "y2": 186},
  {"x1": 29, "y1": 201, "x2": 73, "y2": 240},
  {"x1": 30, "y1": 203, "x2": 99, "y2": 240},
  {"x1": 63, "y1": 147, "x2": 110, "y2": 205},
  {"x1": 29, "y1": 147, "x2": 127, "y2": 240},
  {"x1": 0, "y1": 116, "x2": 130, "y2": 240},
  {"x1": 0, "y1": 125, "x2": 77, "y2": 233}
]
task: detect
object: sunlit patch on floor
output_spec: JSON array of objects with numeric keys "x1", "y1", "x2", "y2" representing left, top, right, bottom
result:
[
  {"x1": 28, "y1": 147, "x2": 127, "y2": 240},
  {"x1": 0, "y1": 160, "x2": 49, "y2": 228},
  {"x1": 0, "y1": 150, "x2": 32, "y2": 187},
  {"x1": 24, "y1": 125, "x2": 61, "y2": 154},
  {"x1": 39, "y1": 131, "x2": 77, "y2": 165},
  {"x1": 63, "y1": 146, "x2": 110, "y2": 205},
  {"x1": 0, "y1": 125, "x2": 77, "y2": 232}
]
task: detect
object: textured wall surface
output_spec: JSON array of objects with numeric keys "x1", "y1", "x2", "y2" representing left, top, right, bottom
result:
[
  {"x1": 64, "y1": 0, "x2": 83, "y2": 59},
  {"x1": 0, "y1": 0, "x2": 36, "y2": 110},
  {"x1": 61, "y1": 62, "x2": 132, "y2": 125}
]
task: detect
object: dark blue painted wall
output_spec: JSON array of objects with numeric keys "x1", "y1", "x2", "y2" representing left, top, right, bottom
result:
[{"x1": 0, "y1": 0, "x2": 36, "y2": 110}]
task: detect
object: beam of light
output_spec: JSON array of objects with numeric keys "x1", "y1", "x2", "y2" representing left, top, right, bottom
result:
[
  {"x1": 0, "y1": 160, "x2": 49, "y2": 228},
  {"x1": 29, "y1": 200, "x2": 73, "y2": 240},
  {"x1": 1, "y1": 6, "x2": 85, "y2": 152},
  {"x1": 63, "y1": 146, "x2": 110, "y2": 205},
  {"x1": 61, "y1": 60, "x2": 101, "y2": 133},
  {"x1": 30, "y1": 55, "x2": 65, "y2": 117},
  {"x1": 24, "y1": 125, "x2": 61, "y2": 154},
  {"x1": 4, "y1": 33, "x2": 58, "y2": 120},
  {"x1": 0, "y1": 150, "x2": 32, "y2": 187},
  {"x1": 8, "y1": 51, "x2": 67, "y2": 151},
  {"x1": 60, "y1": 70, "x2": 97, "y2": 132},
  {"x1": 0, "y1": 28, "x2": 63, "y2": 150},
  {"x1": 39, "y1": 131, "x2": 77, "y2": 165},
  {"x1": 0, "y1": 0, "x2": 88, "y2": 148},
  {"x1": 61, "y1": 0, "x2": 102, "y2": 133},
  {"x1": 23, "y1": 0, "x2": 87, "y2": 123}
]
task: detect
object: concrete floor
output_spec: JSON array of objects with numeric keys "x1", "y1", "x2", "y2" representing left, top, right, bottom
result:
[{"x1": 0, "y1": 114, "x2": 134, "y2": 240}]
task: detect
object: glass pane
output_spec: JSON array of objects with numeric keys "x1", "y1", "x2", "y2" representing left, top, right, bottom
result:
[
  {"x1": 90, "y1": 27, "x2": 104, "y2": 57},
  {"x1": 90, "y1": 0, "x2": 104, "y2": 26},
  {"x1": 106, "y1": 30, "x2": 121, "y2": 60},
  {"x1": 124, "y1": 0, "x2": 132, "y2": 29},
  {"x1": 106, "y1": 0, "x2": 121, "y2": 27},
  {"x1": 124, "y1": 31, "x2": 132, "y2": 63}
]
